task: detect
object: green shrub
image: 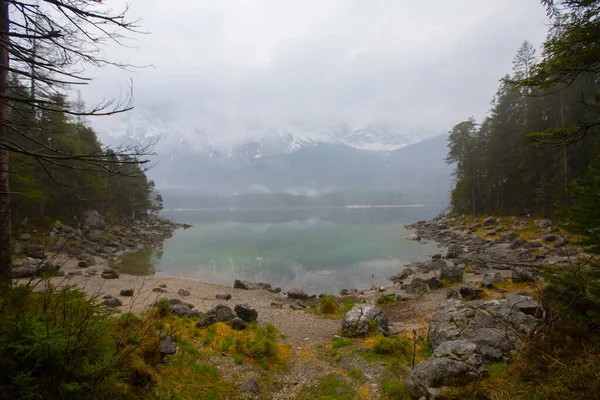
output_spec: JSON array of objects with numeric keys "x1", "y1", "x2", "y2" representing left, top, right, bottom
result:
[
  {"x1": 382, "y1": 379, "x2": 411, "y2": 399},
  {"x1": 0, "y1": 282, "x2": 160, "y2": 399},
  {"x1": 377, "y1": 294, "x2": 396, "y2": 305},
  {"x1": 320, "y1": 295, "x2": 339, "y2": 314},
  {"x1": 372, "y1": 335, "x2": 411, "y2": 359}
]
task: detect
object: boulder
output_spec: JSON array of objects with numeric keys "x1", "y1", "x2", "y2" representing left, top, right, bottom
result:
[
  {"x1": 543, "y1": 234, "x2": 557, "y2": 243},
  {"x1": 432, "y1": 253, "x2": 442, "y2": 260},
  {"x1": 120, "y1": 289, "x2": 134, "y2": 297},
  {"x1": 427, "y1": 277, "x2": 443, "y2": 291},
  {"x1": 178, "y1": 289, "x2": 191, "y2": 297},
  {"x1": 233, "y1": 279, "x2": 252, "y2": 290},
  {"x1": 25, "y1": 244, "x2": 45, "y2": 259},
  {"x1": 405, "y1": 340, "x2": 487, "y2": 399},
  {"x1": 238, "y1": 378, "x2": 259, "y2": 394},
  {"x1": 509, "y1": 237, "x2": 526, "y2": 250},
  {"x1": 554, "y1": 236, "x2": 568, "y2": 248},
  {"x1": 429, "y1": 299, "x2": 538, "y2": 361},
  {"x1": 418, "y1": 260, "x2": 446, "y2": 272},
  {"x1": 287, "y1": 288, "x2": 309, "y2": 300},
  {"x1": 77, "y1": 261, "x2": 89, "y2": 269},
  {"x1": 13, "y1": 259, "x2": 60, "y2": 278},
  {"x1": 523, "y1": 240, "x2": 543, "y2": 249},
  {"x1": 500, "y1": 232, "x2": 519, "y2": 242},
  {"x1": 230, "y1": 317, "x2": 248, "y2": 330},
  {"x1": 557, "y1": 247, "x2": 579, "y2": 257},
  {"x1": 169, "y1": 299, "x2": 201, "y2": 318},
  {"x1": 196, "y1": 303, "x2": 236, "y2": 328},
  {"x1": 404, "y1": 233, "x2": 421, "y2": 241},
  {"x1": 216, "y1": 293, "x2": 232, "y2": 300},
  {"x1": 290, "y1": 300, "x2": 308, "y2": 310},
  {"x1": 405, "y1": 278, "x2": 429, "y2": 295},
  {"x1": 512, "y1": 268, "x2": 537, "y2": 283},
  {"x1": 446, "y1": 244, "x2": 464, "y2": 259},
  {"x1": 440, "y1": 265, "x2": 464, "y2": 283},
  {"x1": 481, "y1": 272, "x2": 504, "y2": 288},
  {"x1": 460, "y1": 285, "x2": 483, "y2": 300},
  {"x1": 18, "y1": 233, "x2": 31, "y2": 241},
  {"x1": 234, "y1": 303, "x2": 258, "y2": 322},
  {"x1": 102, "y1": 295, "x2": 121, "y2": 307},
  {"x1": 12, "y1": 242, "x2": 24, "y2": 255},
  {"x1": 153, "y1": 287, "x2": 167, "y2": 293},
  {"x1": 534, "y1": 219, "x2": 552, "y2": 230},
  {"x1": 82, "y1": 210, "x2": 106, "y2": 231},
  {"x1": 87, "y1": 230, "x2": 104, "y2": 242},
  {"x1": 341, "y1": 304, "x2": 390, "y2": 338},
  {"x1": 101, "y1": 268, "x2": 119, "y2": 279},
  {"x1": 469, "y1": 223, "x2": 481, "y2": 230},
  {"x1": 76, "y1": 253, "x2": 96, "y2": 266},
  {"x1": 505, "y1": 294, "x2": 543, "y2": 317},
  {"x1": 483, "y1": 217, "x2": 496, "y2": 226},
  {"x1": 159, "y1": 334, "x2": 177, "y2": 355},
  {"x1": 389, "y1": 268, "x2": 414, "y2": 283}
]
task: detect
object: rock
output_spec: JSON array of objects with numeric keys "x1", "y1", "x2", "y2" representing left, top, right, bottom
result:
[
  {"x1": 446, "y1": 244, "x2": 464, "y2": 259},
  {"x1": 512, "y1": 268, "x2": 537, "y2": 283},
  {"x1": 510, "y1": 237, "x2": 526, "y2": 250},
  {"x1": 77, "y1": 261, "x2": 89, "y2": 269},
  {"x1": 543, "y1": 234, "x2": 557, "y2": 243},
  {"x1": 290, "y1": 300, "x2": 308, "y2": 310},
  {"x1": 234, "y1": 303, "x2": 258, "y2": 322},
  {"x1": 287, "y1": 288, "x2": 309, "y2": 300},
  {"x1": 101, "y1": 268, "x2": 119, "y2": 279},
  {"x1": 500, "y1": 232, "x2": 519, "y2": 242},
  {"x1": 494, "y1": 226, "x2": 505, "y2": 233},
  {"x1": 339, "y1": 289, "x2": 349, "y2": 296},
  {"x1": 417, "y1": 260, "x2": 446, "y2": 273},
  {"x1": 341, "y1": 304, "x2": 390, "y2": 338},
  {"x1": 396, "y1": 294, "x2": 410, "y2": 301},
  {"x1": 534, "y1": 219, "x2": 552, "y2": 230},
  {"x1": 159, "y1": 334, "x2": 177, "y2": 355},
  {"x1": 505, "y1": 294, "x2": 543, "y2": 317},
  {"x1": 554, "y1": 236, "x2": 568, "y2": 248},
  {"x1": 77, "y1": 253, "x2": 96, "y2": 266},
  {"x1": 196, "y1": 303, "x2": 236, "y2": 328},
  {"x1": 170, "y1": 299, "x2": 200, "y2": 318},
  {"x1": 432, "y1": 253, "x2": 442, "y2": 260},
  {"x1": 446, "y1": 289, "x2": 460, "y2": 299},
  {"x1": 120, "y1": 289, "x2": 134, "y2": 297},
  {"x1": 460, "y1": 285, "x2": 483, "y2": 300},
  {"x1": 485, "y1": 230, "x2": 496, "y2": 236},
  {"x1": 389, "y1": 268, "x2": 414, "y2": 283},
  {"x1": 483, "y1": 217, "x2": 496, "y2": 226},
  {"x1": 268, "y1": 287, "x2": 282, "y2": 294},
  {"x1": 12, "y1": 242, "x2": 24, "y2": 255},
  {"x1": 405, "y1": 340, "x2": 487, "y2": 399},
  {"x1": 152, "y1": 287, "x2": 167, "y2": 293},
  {"x1": 429, "y1": 299, "x2": 538, "y2": 361},
  {"x1": 159, "y1": 284, "x2": 168, "y2": 288},
  {"x1": 83, "y1": 210, "x2": 106, "y2": 230},
  {"x1": 270, "y1": 302, "x2": 283, "y2": 309},
  {"x1": 234, "y1": 279, "x2": 252, "y2": 290},
  {"x1": 68, "y1": 271, "x2": 83, "y2": 276},
  {"x1": 404, "y1": 233, "x2": 421, "y2": 241},
  {"x1": 481, "y1": 272, "x2": 504, "y2": 288},
  {"x1": 469, "y1": 222, "x2": 481, "y2": 230},
  {"x1": 427, "y1": 277, "x2": 443, "y2": 291},
  {"x1": 103, "y1": 296, "x2": 121, "y2": 307},
  {"x1": 18, "y1": 233, "x2": 31, "y2": 241},
  {"x1": 523, "y1": 240, "x2": 543, "y2": 249},
  {"x1": 557, "y1": 247, "x2": 579, "y2": 257},
  {"x1": 216, "y1": 293, "x2": 231, "y2": 300},
  {"x1": 25, "y1": 245, "x2": 45, "y2": 259},
  {"x1": 406, "y1": 278, "x2": 429, "y2": 295},
  {"x1": 230, "y1": 317, "x2": 248, "y2": 330},
  {"x1": 238, "y1": 378, "x2": 259, "y2": 394},
  {"x1": 87, "y1": 230, "x2": 104, "y2": 242},
  {"x1": 12, "y1": 259, "x2": 60, "y2": 278},
  {"x1": 174, "y1": 289, "x2": 189, "y2": 297},
  {"x1": 440, "y1": 265, "x2": 464, "y2": 283}
]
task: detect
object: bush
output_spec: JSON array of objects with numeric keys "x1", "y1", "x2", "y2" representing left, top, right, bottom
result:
[
  {"x1": 319, "y1": 295, "x2": 339, "y2": 314},
  {"x1": 0, "y1": 282, "x2": 160, "y2": 399}
]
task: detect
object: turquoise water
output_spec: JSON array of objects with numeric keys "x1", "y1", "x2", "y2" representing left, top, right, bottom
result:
[{"x1": 117, "y1": 208, "x2": 443, "y2": 293}]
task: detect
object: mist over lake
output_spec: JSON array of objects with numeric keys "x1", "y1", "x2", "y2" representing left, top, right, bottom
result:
[{"x1": 117, "y1": 207, "x2": 444, "y2": 293}]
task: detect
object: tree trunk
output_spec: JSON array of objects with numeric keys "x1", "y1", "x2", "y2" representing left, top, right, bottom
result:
[{"x1": 0, "y1": 0, "x2": 12, "y2": 284}]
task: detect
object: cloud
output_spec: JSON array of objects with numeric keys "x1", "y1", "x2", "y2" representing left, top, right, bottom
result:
[{"x1": 80, "y1": 0, "x2": 550, "y2": 138}]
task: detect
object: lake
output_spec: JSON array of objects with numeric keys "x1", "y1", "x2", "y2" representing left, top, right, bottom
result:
[{"x1": 116, "y1": 207, "x2": 444, "y2": 293}]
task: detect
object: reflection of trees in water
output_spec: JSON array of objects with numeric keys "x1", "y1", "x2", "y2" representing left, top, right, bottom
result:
[
  {"x1": 163, "y1": 207, "x2": 440, "y2": 225},
  {"x1": 113, "y1": 246, "x2": 161, "y2": 275}
]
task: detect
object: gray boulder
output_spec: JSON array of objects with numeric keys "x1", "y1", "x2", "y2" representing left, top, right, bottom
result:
[
  {"x1": 534, "y1": 219, "x2": 552, "y2": 230},
  {"x1": 120, "y1": 289, "x2": 134, "y2": 297},
  {"x1": 405, "y1": 278, "x2": 429, "y2": 295},
  {"x1": 169, "y1": 299, "x2": 201, "y2": 318},
  {"x1": 510, "y1": 237, "x2": 526, "y2": 250},
  {"x1": 557, "y1": 247, "x2": 579, "y2": 257},
  {"x1": 25, "y1": 244, "x2": 45, "y2": 259},
  {"x1": 87, "y1": 230, "x2": 104, "y2": 242},
  {"x1": 440, "y1": 265, "x2": 464, "y2": 283},
  {"x1": 216, "y1": 293, "x2": 232, "y2": 300},
  {"x1": 469, "y1": 223, "x2": 481, "y2": 230},
  {"x1": 159, "y1": 334, "x2": 177, "y2": 355},
  {"x1": 460, "y1": 285, "x2": 483, "y2": 300},
  {"x1": 554, "y1": 236, "x2": 568, "y2": 248},
  {"x1": 505, "y1": 294, "x2": 543, "y2": 318},
  {"x1": 82, "y1": 210, "x2": 106, "y2": 230},
  {"x1": 197, "y1": 303, "x2": 236, "y2": 328},
  {"x1": 427, "y1": 277, "x2": 443, "y2": 291},
  {"x1": 499, "y1": 232, "x2": 519, "y2": 243},
  {"x1": 12, "y1": 259, "x2": 60, "y2": 278},
  {"x1": 512, "y1": 268, "x2": 537, "y2": 283},
  {"x1": 446, "y1": 244, "x2": 464, "y2": 259},
  {"x1": 483, "y1": 217, "x2": 496, "y2": 226},
  {"x1": 287, "y1": 287, "x2": 309, "y2": 300},
  {"x1": 178, "y1": 289, "x2": 191, "y2": 297},
  {"x1": 389, "y1": 268, "x2": 414, "y2": 283},
  {"x1": 481, "y1": 272, "x2": 504, "y2": 288},
  {"x1": 523, "y1": 240, "x2": 543, "y2": 249},
  {"x1": 429, "y1": 299, "x2": 538, "y2": 361},
  {"x1": 77, "y1": 261, "x2": 89, "y2": 269},
  {"x1": 233, "y1": 279, "x2": 252, "y2": 289},
  {"x1": 341, "y1": 304, "x2": 390, "y2": 337},
  {"x1": 404, "y1": 233, "x2": 421, "y2": 241},
  {"x1": 418, "y1": 260, "x2": 446, "y2": 272},
  {"x1": 77, "y1": 253, "x2": 96, "y2": 266},
  {"x1": 18, "y1": 233, "x2": 31, "y2": 241},
  {"x1": 405, "y1": 340, "x2": 487, "y2": 399},
  {"x1": 230, "y1": 317, "x2": 248, "y2": 330},
  {"x1": 102, "y1": 295, "x2": 122, "y2": 307},
  {"x1": 234, "y1": 303, "x2": 258, "y2": 322},
  {"x1": 238, "y1": 378, "x2": 259, "y2": 394},
  {"x1": 101, "y1": 268, "x2": 119, "y2": 279}
]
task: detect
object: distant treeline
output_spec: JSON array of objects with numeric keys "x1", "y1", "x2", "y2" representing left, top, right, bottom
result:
[{"x1": 163, "y1": 191, "x2": 446, "y2": 210}]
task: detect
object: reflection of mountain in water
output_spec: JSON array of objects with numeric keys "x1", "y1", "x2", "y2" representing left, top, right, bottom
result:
[{"x1": 161, "y1": 206, "x2": 442, "y2": 225}]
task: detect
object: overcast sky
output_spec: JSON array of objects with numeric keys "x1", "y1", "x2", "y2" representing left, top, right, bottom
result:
[{"x1": 82, "y1": 0, "x2": 550, "y2": 138}]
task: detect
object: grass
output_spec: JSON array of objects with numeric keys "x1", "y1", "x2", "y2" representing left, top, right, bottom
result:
[
  {"x1": 377, "y1": 294, "x2": 397, "y2": 305},
  {"x1": 306, "y1": 298, "x2": 355, "y2": 319},
  {"x1": 320, "y1": 295, "x2": 339, "y2": 314},
  {"x1": 297, "y1": 374, "x2": 356, "y2": 400},
  {"x1": 381, "y1": 379, "x2": 412, "y2": 400}
]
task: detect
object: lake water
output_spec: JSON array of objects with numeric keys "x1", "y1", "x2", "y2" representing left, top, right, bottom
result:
[{"x1": 116, "y1": 207, "x2": 444, "y2": 293}]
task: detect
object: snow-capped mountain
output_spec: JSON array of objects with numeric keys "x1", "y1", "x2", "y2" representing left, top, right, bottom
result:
[{"x1": 95, "y1": 108, "x2": 433, "y2": 160}]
